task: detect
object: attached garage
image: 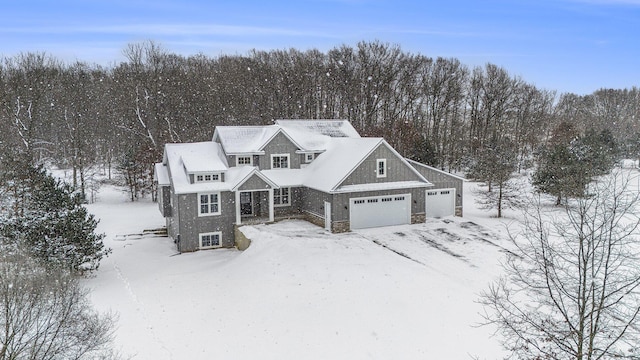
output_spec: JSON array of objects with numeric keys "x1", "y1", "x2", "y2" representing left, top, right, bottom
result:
[
  {"x1": 349, "y1": 194, "x2": 411, "y2": 230},
  {"x1": 425, "y1": 188, "x2": 455, "y2": 218}
]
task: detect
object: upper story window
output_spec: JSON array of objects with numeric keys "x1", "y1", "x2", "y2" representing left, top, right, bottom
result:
[
  {"x1": 236, "y1": 156, "x2": 253, "y2": 166},
  {"x1": 376, "y1": 159, "x2": 387, "y2": 178},
  {"x1": 195, "y1": 173, "x2": 220, "y2": 183},
  {"x1": 198, "y1": 192, "x2": 220, "y2": 216},
  {"x1": 305, "y1": 153, "x2": 315, "y2": 163},
  {"x1": 271, "y1": 154, "x2": 290, "y2": 169}
]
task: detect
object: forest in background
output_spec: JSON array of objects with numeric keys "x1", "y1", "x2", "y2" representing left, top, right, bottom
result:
[{"x1": 1, "y1": 40, "x2": 638, "y2": 200}]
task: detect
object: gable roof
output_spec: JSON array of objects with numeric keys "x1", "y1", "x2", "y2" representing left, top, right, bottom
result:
[
  {"x1": 405, "y1": 158, "x2": 467, "y2": 181},
  {"x1": 214, "y1": 120, "x2": 362, "y2": 156},
  {"x1": 154, "y1": 163, "x2": 170, "y2": 186},
  {"x1": 298, "y1": 138, "x2": 431, "y2": 193},
  {"x1": 213, "y1": 125, "x2": 280, "y2": 154},
  {"x1": 275, "y1": 119, "x2": 360, "y2": 138}
]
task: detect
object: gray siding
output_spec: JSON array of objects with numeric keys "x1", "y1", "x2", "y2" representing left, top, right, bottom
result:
[
  {"x1": 301, "y1": 187, "x2": 331, "y2": 219},
  {"x1": 411, "y1": 163, "x2": 463, "y2": 208},
  {"x1": 159, "y1": 186, "x2": 172, "y2": 217},
  {"x1": 339, "y1": 144, "x2": 423, "y2": 187},
  {"x1": 274, "y1": 187, "x2": 303, "y2": 218},
  {"x1": 259, "y1": 132, "x2": 301, "y2": 170},
  {"x1": 175, "y1": 191, "x2": 236, "y2": 252},
  {"x1": 166, "y1": 190, "x2": 180, "y2": 240},
  {"x1": 238, "y1": 173, "x2": 272, "y2": 191}
]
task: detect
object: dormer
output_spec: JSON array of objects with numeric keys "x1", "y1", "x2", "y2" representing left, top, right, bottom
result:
[{"x1": 179, "y1": 143, "x2": 229, "y2": 184}]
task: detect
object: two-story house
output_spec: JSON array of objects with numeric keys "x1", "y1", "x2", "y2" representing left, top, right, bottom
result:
[{"x1": 154, "y1": 119, "x2": 464, "y2": 252}]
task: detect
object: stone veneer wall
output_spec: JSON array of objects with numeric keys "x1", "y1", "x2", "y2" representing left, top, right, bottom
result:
[
  {"x1": 411, "y1": 213, "x2": 426, "y2": 224},
  {"x1": 455, "y1": 207, "x2": 463, "y2": 217},
  {"x1": 332, "y1": 221, "x2": 350, "y2": 233},
  {"x1": 304, "y1": 211, "x2": 325, "y2": 229}
]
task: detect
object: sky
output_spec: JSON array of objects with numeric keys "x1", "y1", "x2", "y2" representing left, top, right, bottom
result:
[{"x1": 1, "y1": 0, "x2": 638, "y2": 95}]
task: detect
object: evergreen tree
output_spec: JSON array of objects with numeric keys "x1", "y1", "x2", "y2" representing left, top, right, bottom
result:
[
  {"x1": 533, "y1": 129, "x2": 618, "y2": 205},
  {"x1": 0, "y1": 155, "x2": 109, "y2": 272}
]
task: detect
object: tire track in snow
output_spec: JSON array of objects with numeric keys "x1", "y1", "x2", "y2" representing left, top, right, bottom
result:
[{"x1": 112, "y1": 261, "x2": 174, "y2": 359}]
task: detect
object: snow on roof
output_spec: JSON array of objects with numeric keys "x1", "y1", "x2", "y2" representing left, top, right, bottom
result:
[
  {"x1": 277, "y1": 125, "x2": 331, "y2": 152},
  {"x1": 261, "y1": 169, "x2": 306, "y2": 188},
  {"x1": 214, "y1": 125, "x2": 280, "y2": 154},
  {"x1": 275, "y1": 119, "x2": 361, "y2": 138},
  {"x1": 303, "y1": 137, "x2": 383, "y2": 192},
  {"x1": 154, "y1": 163, "x2": 170, "y2": 186},
  {"x1": 405, "y1": 158, "x2": 467, "y2": 181},
  {"x1": 164, "y1": 142, "x2": 227, "y2": 194},
  {"x1": 180, "y1": 143, "x2": 228, "y2": 173},
  {"x1": 335, "y1": 181, "x2": 432, "y2": 193}
]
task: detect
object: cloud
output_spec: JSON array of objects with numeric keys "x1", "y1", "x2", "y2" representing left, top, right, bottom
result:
[{"x1": 1, "y1": 23, "x2": 334, "y2": 38}]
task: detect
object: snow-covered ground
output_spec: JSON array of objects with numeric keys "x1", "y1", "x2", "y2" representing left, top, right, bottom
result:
[{"x1": 85, "y1": 182, "x2": 516, "y2": 359}]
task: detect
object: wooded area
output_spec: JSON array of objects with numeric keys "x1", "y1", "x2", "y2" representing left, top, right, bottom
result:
[{"x1": 1, "y1": 40, "x2": 638, "y2": 198}]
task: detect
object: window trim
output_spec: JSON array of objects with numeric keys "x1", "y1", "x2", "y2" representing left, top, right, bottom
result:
[
  {"x1": 270, "y1": 154, "x2": 290, "y2": 169},
  {"x1": 194, "y1": 172, "x2": 220, "y2": 183},
  {"x1": 376, "y1": 158, "x2": 387, "y2": 178},
  {"x1": 305, "y1": 153, "x2": 315, "y2": 163},
  {"x1": 236, "y1": 156, "x2": 253, "y2": 167},
  {"x1": 274, "y1": 187, "x2": 291, "y2": 207},
  {"x1": 198, "y1": 192, "x2": 221, "y2": 216},
  {"x1": 199, "y1": 231, "x2": 222, "y2": 249}
]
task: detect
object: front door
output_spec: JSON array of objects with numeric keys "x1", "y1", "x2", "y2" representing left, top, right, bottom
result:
[{"x1": 240, "y1": 192, "x2": 253, "y2": 215}]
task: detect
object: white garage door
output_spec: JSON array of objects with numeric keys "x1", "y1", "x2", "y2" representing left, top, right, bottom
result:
[
  {"x1": 426, "y1": 188, "x2": 455, "y2": 218},
  {"x1": 350, "y1": 194, "x2": 411, "y2": 230}
]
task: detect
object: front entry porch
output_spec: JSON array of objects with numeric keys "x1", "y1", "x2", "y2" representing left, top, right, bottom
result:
[{"x1": 235, "y1": 189, "x2": 274, "y2": 225}]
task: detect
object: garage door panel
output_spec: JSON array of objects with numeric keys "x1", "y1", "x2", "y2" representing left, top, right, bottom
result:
[
  {"x1": 350, "y1": 194, "x2": 411, "y2": 230},
  {"x1": 426, "y1": 188, "x2": 455, "y2": 218}
]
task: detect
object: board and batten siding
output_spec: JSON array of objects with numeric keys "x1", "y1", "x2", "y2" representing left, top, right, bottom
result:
[
  {"x1": 259, "y1": 132, "x2": 302, "y2": 169},
  {"x1": 408, "y1": 160, "x2": 464, "y2": 209},
  {"x1": 238, "y1": 173, "x2": 272, "y2": 191},
  {"x1": 301, "y1": 187, "x2": 332, "y2": 219},
  {"x1": 339, "y1": 144, "x2": 423, "y2": 187},
  {"x1": 176, "y1": 191, "x2": 236, "y2": 252}
]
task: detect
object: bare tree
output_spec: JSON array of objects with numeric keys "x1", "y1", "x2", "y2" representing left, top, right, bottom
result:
[
  {"x1": 480, "y1": 170, "x2": 640, "y2": 359},
  {"x1": 0, "y1": 248, "x2": 118, "y2": 360}
]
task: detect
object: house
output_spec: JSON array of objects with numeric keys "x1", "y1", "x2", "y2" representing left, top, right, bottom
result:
[{"x1": 154, "y1": 119, "x2": 464, "y2": 252}]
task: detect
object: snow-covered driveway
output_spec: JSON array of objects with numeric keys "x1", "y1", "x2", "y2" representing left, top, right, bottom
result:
[{"x1": 85, "y1": 185, "x2": 508, "y2": 360}]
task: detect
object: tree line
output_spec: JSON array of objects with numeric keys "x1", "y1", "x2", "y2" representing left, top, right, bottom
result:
[{"x1": 0, "y1": 40, "x2": 639, "y2": 199}]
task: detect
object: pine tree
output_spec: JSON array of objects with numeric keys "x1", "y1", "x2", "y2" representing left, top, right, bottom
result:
[{"x1": 0, "y1": 155, "x2": 109, "y2": 272}]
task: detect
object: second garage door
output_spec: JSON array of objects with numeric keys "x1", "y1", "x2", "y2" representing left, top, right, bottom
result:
[
  {"x1": 425, "y1": 188, "x2": 455, "y2": 218},
  {"x1": 350, "y1": 194, "x2": 411, "y2": 230}
]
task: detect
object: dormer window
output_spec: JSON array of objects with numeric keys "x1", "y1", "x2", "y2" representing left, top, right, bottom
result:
[
  {"x1": 236, "y1": 156, "x2": 253, "y2": 166},
  {"x1": 305, "y1": 153, "x2": 315, "y2": 163},
  {"x1": 195, "y1": 173, "x2": 220, "y2": 183}
]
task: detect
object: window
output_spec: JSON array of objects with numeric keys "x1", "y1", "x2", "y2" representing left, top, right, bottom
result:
[
  {"x1": 377, "y1": 159, "x2": 387, "y2": 178},
  {"x1": 199, "y1": 232, "x2": 221, "y2": 249},
  {"x1": 274, "y1": 187, "x2": 290, "y2": 206},
  {"x1": 271, "y1": 154, "x2": 290, "y2": 169},
  {"x1": 305, "y1": 153, "x2": 315, "y2": 163},
  {"x1": 194, "y1": 173, "x2": 220, "y2": 183},
  {"x1": 237, "y1": 156, "x2": 253, "y2": 166},
  {"x1": 198, "y1": 192, "x2": 220, "y2": 216}
]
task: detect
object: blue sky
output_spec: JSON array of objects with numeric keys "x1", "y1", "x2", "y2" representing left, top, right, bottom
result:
[{"x1": 1, "y1": 0, "x2": 638, "y2": 95}]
